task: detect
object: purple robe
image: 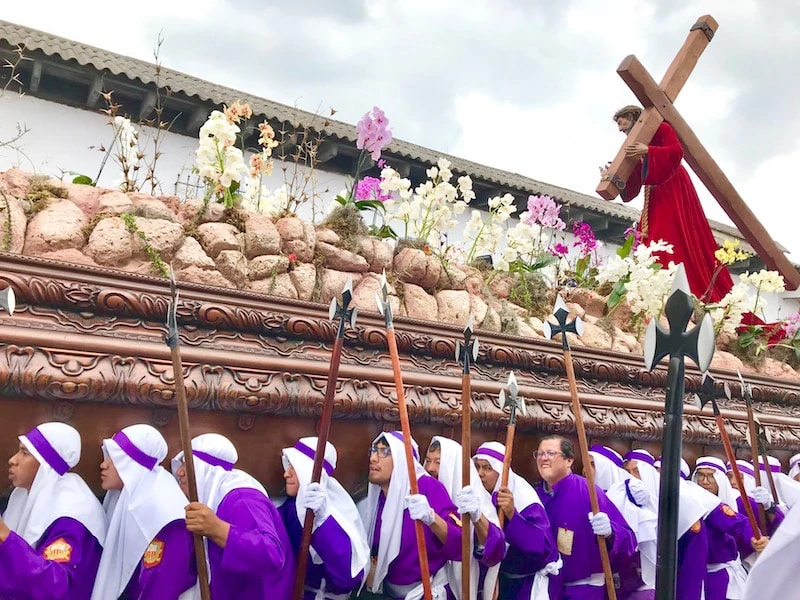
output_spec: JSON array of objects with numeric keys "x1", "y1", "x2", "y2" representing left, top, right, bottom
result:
[
  {"x1": 704, "y1": 502, "x2": 755, "y2": 600},
  {"x1": 207, "y1": 488, "x2": 294, "y2": 600},
  {"x1": 537, "y1": 473, "x2": 638, "y2": 600},
  {"x1": 676, "y1": 521, "x2": 708, "y2": 600},
  {"x1": 123, "y1": 518, "x2": 196, "y2": 600},
  {"x1": 279, "y1": 496, "x2": 364, "y2": 598},
  {"x1": 0, "y1": 516, "x2": 102, "y2": 600},
  {"x1": 496, "y1": 502, "x2": 558, "y2": 599},
  {"x1": 372, "y1": 474, "x2": 461, "y2": 596}
]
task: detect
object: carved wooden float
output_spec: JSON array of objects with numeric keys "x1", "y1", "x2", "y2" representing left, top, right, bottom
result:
[{"x1": 1, "y1": 253, "x2": 799, "y2": 501}]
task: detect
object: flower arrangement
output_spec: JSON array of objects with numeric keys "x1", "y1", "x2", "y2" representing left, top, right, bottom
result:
[
  {"x1": 195, "y1": 105, "x2": 249, "y2": 207},
  {"x1": 494, "y1": 195, "x2": 565, "y2": 274},
  {"x1": 461, "y1": 193, "x2": 516, "y2": 264},
  {"x1": 559, "y1": 221, "x2": 602, "y2": 289}
]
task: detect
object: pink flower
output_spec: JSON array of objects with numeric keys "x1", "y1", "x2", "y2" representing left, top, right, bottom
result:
[
  {"x1": 355, "y1": 176, "x2": 392, "y2": 202},
  {"x1": 524, "y1": 195, "x2": 565, "y2": 231},
  {"x1": 782, "y1": 313, "x2": 800, "y2": 339},
  {"x1": 624, "y1": 226, "x2": 643, "y2": 249},
  {"x1": 356, "y1": 106, "x2": 393, "y2": 161},
  {"x1": 572, "y1": 221, "x2": 597, "y2": 255},
  {"x1": 288, "y1": 252, "x2": 298, "y2": 262},
  {"x1": 550, "y1": 243, "x2": 569, "y2": 257}
]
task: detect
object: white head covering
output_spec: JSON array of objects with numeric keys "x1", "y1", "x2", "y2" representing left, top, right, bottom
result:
[
  {"x1": 789, "y1": 454, "x2": 800, "y2": 481},
  {"x1": 591, "y1": 446, "x2": 657, "y2": 589},
  {"x1": 680, "y1": 458, "x2": 690, "y2": 480},
  {"x1": 756, "y1": 455, "x2": 800, "y2": 508},
  {"x1": 281, "y1": 436, "x2": 369, "y2": 580},
  {"x1": 3, "y1": 423, "x2": 106, "y2": 547},
  {"x1": 624, "y1": 450, "x2": 660, "y2": 499},
  {"x1": 729, "y1": 460, "x2": 757, "y2": 495},
  {"x1": 428, "y1": 436, "x2": 499, "y2": 600},
  {"x1": 693, "y1": 456, "x2": 739, "y2": 508},
  {"x1": 91, "y1": 424, "x2": 190, "y2": 600},
  {"x1": 360, "y1": 431, "x2": 427, "y2": 593},
  {"x1": 654, "y1": 458, "x2": 662, "y2": 470}
]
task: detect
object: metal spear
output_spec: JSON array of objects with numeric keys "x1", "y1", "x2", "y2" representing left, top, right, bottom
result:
[
  {"x1": 376, "y1": 272, "x2": 433, "y2": 600},
  {"x1": 543, "y1": 294, "x2": 616, "y2": 600},
  {"x1": 165, "y1": 271, "x2": 211, "y2": 600},
  {"x1": 292, "y1": 278, "x2": 358, "y2": 600},
  {"x1": 734, "y1": 370, "x2": 768, "y2": 532},
  {"x1": 455, "y1": 315, "x2": 479, "y2": 600}
]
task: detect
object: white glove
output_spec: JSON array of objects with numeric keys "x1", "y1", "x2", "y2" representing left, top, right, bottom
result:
[
  {"x1": 456, "y1": 486, "x2": 482, "y2": 523},
  {"x1": 589, "y1": 511, "x2": 612, "y2": 537},
  {"x1": 627, "y1": 478, "x2": 651, "y2": 506},
  {"x1": 752, "y1": 486, "x2": 774, "y2": 509},
  {"x1": 303, "y1": 482, "x2": 330, "y2": 524},
  {"x1": 406, "y1": 494, "x2": 436, "y2": 525}
]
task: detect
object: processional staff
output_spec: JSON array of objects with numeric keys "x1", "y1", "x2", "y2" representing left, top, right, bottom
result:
[
  {"x1": 543, "y1": 295, "x2": 616, "y2": 600},
  {"x1": 376, "y1": 272, "x2": 433, "y2": 600},
  {"x1": 738, "y1": 370, "x2": 780, "y2": 507},
  {"x1": 292, "y1": 279, "x2": 357, "y2": 600},
  {"x1": 165, "y1": 271, "x2": 211, "y2": 600}
]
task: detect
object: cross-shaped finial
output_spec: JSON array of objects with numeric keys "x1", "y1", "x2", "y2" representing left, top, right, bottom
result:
[
  {"x1": 502, "y1": 372, "x2": 526, "y2": 425},
  {"x1": 455, "y1": 315, "x2": 479, "y2": 374},
  {"x1": 375, "y1": 270, "x2": 394, "y2": 328},
  {"x1": 165, "y1": 266, "x2": 180, "y2": 349},
  {"x1": 694, "y1": 371, "x2": 722, "y2": 416},
  {"x1": 542, "y1": 295, "x2": 584, "y2": 351},
  {"x1": 329, "y1": 277, "x2": 357, "y2": 336},
  {"x1": 0, "y1": 284, "x2": 14, "y2": 315},
  {"x1": 644, "y1": 264, "x2": 715, "y2": 372}
]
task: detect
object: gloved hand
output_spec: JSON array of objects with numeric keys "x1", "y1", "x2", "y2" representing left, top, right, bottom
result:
[
  {"x1": 303, "y1": 482, "x2": 330, "y2": 524},
  {"x1": 456, "y1": 486, "x2": 482, "y2": 523},
  {"x1": 627, "y1": 478, "x2": 651, "y2": 506},
  {"x1": 406, "y1": 494, "x2": 436, "y2": 525},
  {"x1": 588, "y1": 511, "x2": 612, "y2": 537},
  {"x1": 752, "y1": 486, "x2": 774, "y2": 509}
]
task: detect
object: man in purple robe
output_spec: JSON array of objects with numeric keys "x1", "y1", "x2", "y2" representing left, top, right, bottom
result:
[
  {"x1": 624, "y1": 449, "x2": 708, "y2": 600},
  {"x1": 91, "y1": 424, "x2": 197, "y2": 600},
  {"x1": 0, "y1": 422, "x2": 106, "y2": 600},
  {"x1": 472, "y1": 441, "x2": 560, "y2": 599},
  {"x1": 423, "y1": 437, "x2": 506, "y2": 599},
  {"x1": 172, "y1": 432, "x2": 294, "y2": 599},
  {"x1": 535, "y1": 435, "x2": 638, "y2": 599},
  {"x1": 359, "y1": 431, "x2": 462, "y2": 599},
  {"x1": 278, "y1": 436, "x2": 369, "y2": 599},
  {"x1": 692, "y1": 456, "x2": 773, "y2": 598}
]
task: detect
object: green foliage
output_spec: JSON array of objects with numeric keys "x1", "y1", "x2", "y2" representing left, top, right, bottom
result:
[
  {"x1": 120, "y1": 212, "x2": 169, "y2": 277},
  {"x1": 71, "y1": 174, "x2": 94, "y2": 186}
]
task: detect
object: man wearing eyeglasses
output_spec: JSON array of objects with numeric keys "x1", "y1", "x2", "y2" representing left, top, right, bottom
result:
[
  {"x1": 359, "y1": 431, "x2": 462, "y2": 599},
  {"x1": 534, "y1": 435, "x2": 638, "y2": 599}
]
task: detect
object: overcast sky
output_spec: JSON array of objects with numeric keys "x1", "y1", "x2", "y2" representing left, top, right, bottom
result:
[{"x1": 5, "y1": 0, "x2": 800, "y2": 260}]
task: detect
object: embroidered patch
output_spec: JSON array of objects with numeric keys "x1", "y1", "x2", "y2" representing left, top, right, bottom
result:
[
  {"x1": 557, "y1": 527, "x2": 574, "y2": 556},
  {"x1": 43, "y1": 538, "x2": 72, "y2": 563},
  {"x1": 721, "y1": 504, "x2": 736, "y2": 517},
  {"x1": 143, "y1": 538, "x2": 165, "y2": 569},
  {"x1": 448, "y1": 512, "x2": 463, "y2": 528},
  {"x1": 690, "y1": 520, "x2": 702, "y2": 533}
]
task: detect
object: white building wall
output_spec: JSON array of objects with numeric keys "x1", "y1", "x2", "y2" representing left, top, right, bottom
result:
[{"x1": 1, "y1": 94, "x2": 797, "y2": 321}]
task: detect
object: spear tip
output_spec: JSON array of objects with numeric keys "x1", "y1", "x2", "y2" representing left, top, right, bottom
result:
[
  {"x1": 507, "y1": 371, "x2": 518, "y2": 397},
  {"x1": 553, "y1": 294, "x2": 568, "y2": 314},
  {"x1": 670, "y1": 263, "x2": 691, "y2": 296},
  {"x1": 379, "y1": 270, "x2": 389, "y2": 298},
  {"x1": 464, "y1": 314, "x2": 474, "y2": 336}
]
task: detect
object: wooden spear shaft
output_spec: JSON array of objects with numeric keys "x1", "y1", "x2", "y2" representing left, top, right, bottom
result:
[
  {"x1": 170, "y1": 346, "x2": 211, "y2": 600},
  {"x1": 292, "y1": 331, "x2": 348, "y2": 600},
  {"x1": 564, "y1": 348, "x2": 617, "y2": 600},
  {"x1": 496, "y1": 424, "x2": 516, "y2": 529},
  {"x1": 461, "y1": 371, "x2": 472, "y2": 600},
  {"x1": 744, "y1": 404, "x2": 769, "y2": 533},
  {"x1": 386, "y1": 327, "x2": 433, "y2": 600}
]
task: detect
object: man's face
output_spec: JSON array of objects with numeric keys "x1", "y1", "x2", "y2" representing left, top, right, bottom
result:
[
  {"x1": 616, "y1": 116, "x2": 634, "y2": 133},
  {"x1": 8, "y1": 443, "x2": 39, "y2": 490},
  {"x1": 100, "y1": 454, "x2": 124, "y2": 491},
  {"x1": 695, "y1": 468, "x2": 719, "y2": 495},
  {"x1": 474, "y1": 459, "x2": 498, "y2": 493},
  {"x1": 624, "y1": 460, "x2": 641, "y2": 479},
  {"x1": 175, "y1": 461, "x2": 189, "y2": 496},
  {"x1": 283, "y1": 465, "x2": 300, "y2": 497},
  {"x1": 727, "y1": 471, "x2": 739, "y2": 490},
  {"x1": 423, "y1": 449, "x2": 441, "y2": 480},
  {"x1": 368, "y1": 441, "x2": 393, "y2": 487},
  {"x1": 536, "y1": 439, "x2": 573, "y2": 485}
]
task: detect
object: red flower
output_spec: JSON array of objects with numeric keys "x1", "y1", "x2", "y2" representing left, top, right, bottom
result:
[{"x1": 288, "y1": 253, "x2": 298, "y2": 262}]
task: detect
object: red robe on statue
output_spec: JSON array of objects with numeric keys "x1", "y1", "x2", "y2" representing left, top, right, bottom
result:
[{"x1": 621, "y1": 121, "x2": 733, "y2": 303}]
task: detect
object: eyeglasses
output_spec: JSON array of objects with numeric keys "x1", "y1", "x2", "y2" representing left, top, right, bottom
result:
[
  {"x1": 534, "y1": 450, "x2": 565, "y2": 460},
  {"x1": 369, "y1": 446, "x2": 391, "y2": 458},
  {"x1": 694, "y1": 472, "x2": 716, "y2": 482}
]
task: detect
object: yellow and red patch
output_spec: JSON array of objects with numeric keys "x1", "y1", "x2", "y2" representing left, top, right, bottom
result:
[
  {"x1": 690, "y1": 520, "x2": 702, "y2": 533},
  {"x1": 721, "y1": 504, "x2": 737, "y2": 517},
  {"x1": 448, "y1": 512, "x2": 463, "y2": 528},
  {"x1": 143, "y1": 538, "x2": 165, "y2": 569},
  {"x1": 43, "y1": 538, "x2": 72, "y2": 563}
]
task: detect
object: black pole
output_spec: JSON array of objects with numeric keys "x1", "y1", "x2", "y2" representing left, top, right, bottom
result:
[{"x1": 655, "y1": 355, "x2": 684, "y2": 600}]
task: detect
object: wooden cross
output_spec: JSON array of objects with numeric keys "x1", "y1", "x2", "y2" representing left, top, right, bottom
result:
[{"x1": 597, "y1": 14, "x2": 800, "y2": 289}]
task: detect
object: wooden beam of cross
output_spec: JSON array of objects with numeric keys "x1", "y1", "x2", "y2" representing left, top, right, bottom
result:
[{"x1": 596, "y1": 15, "x2": 800, "y2": 290}]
